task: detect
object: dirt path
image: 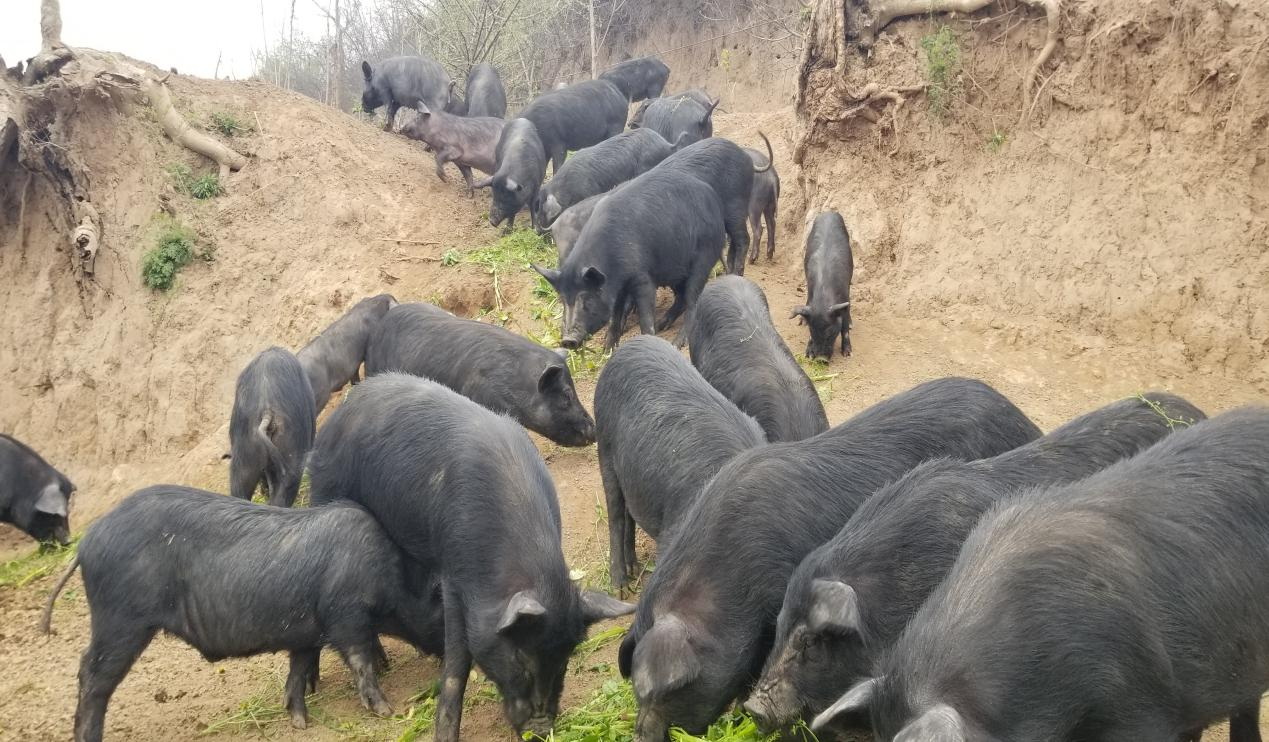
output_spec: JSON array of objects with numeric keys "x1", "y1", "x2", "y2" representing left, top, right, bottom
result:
[{"x1": 1, "y1": 103, "x2": 1265, "y2": 740}]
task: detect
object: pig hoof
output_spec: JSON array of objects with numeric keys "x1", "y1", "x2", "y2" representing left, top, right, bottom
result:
[
  {"x1": 290, "y1": 710, "x2": 308, "y2": 730},
  {"x1": 370, "y1": 699, "x2": 394, "y2": 717}
]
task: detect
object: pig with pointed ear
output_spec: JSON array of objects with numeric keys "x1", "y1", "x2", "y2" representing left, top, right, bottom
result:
[
  {"x1": 0, "y1": 434, "x2": 75, "y2": 545},
  {"x1": 473, "y1": 118, "x2": 547, "y2": 230}
]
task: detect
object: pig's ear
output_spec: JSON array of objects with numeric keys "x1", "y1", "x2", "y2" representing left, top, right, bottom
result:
[
  {"x1": 631, "y1": 614, "x2": 701, "y2": 698},
  {"x1": 829, "y1": 301, "x2": 851, "y2": 317},
  {"x1": 538, "y1": 364, "x2": 566, "y2": 393},
  {"x1": 532, "y1": 263, "x2": 561, "y2": 287},
  {"x1": 811, "y1": 677, "x2": 880, "y2": 733},
  {"x1": 34, "y1": 483, "x2": 68, "y2": 517},
  {"x1": 504, "y1": 177, "x2": 521, "y2": 193},
  {"x1": 472, "y1": 176, "x2": 494, "y2": 189},
  {"x1": 671, "y1": 132, "x2": 690, "y2": 151},
  {"x1": 701, "y1": 97, "x2": 720, "y2": 124},
  {"x1": 891, "y1": 705, "x2": 967, "y2": 742},
  {"x1": 618, "y1": 631, "x2": 637, "y2": 678},
  {"x1": 807, "y1": 580, "x2": 861, "y2": 636},
  {"x1": 582, "y1": 266, "x2": 606, "y2": 289},
  {"x1": 361, "y1": 61, "x2": 373, "y2": 81},
  {"x1": 544, "y1": 194, "x2": 562, "y2": 223},
  {"x1": 416, "y1": 101, "x2": 431, "y2": 115},
  {"x1": 791, "y1": 305, "x2": 810, "y2": 324},
  {"x1": 497, "y1": 590, "x2": 547, "y2": 635},
  {"x1": 580, "y1": 590, "x2": 635, "y2": 625}
]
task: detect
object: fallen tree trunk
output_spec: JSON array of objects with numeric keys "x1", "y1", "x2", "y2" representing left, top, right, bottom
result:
[{"x1": 142, "y1": 76, "x2": 246, "y2": 179}]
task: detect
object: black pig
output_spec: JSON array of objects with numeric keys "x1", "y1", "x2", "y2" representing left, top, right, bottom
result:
[
  {"x1": 547, "y1": 193, "x2": 605, "y2": 261},
  {"x1": 815, "y1": 406, "x2": 1269, "y2": 742},
  {"x1": 617, "y1": 377, "x2": 1040, "y2": 741},
  {"x1": 533, "y1": 168, "x2": 726, "y2": 350},
  {"x1": 0, "y1": 434, "x2": 74, "y2": 544},
  {"x1": 464, "y1": 62, "x2": 507, "y2": 118},
  {"x1": 475, "y1": 117, "x2": 547, "y2": 229},
  {"x1": 654, "y1": 134, "x2": 773, "y2": 275},
  {"x1": 796, "y1": 210, "x2": 854, "y2": 359},
  {"x1": 633, "y1": 95, "x2": 718, "y2": 148},
  {"x1": 297, "y1": 293, "x2": 397, "y2": 411},
  {"x1": 400, "y1": 103, "x2": 506, "y2": 194},
  {"x1": 600, "y1": 56, "x2": 670, "y2": 101},
  {"x1": 595, "y1": 335, "x2": 765, "y2": 592},
  {"x1": 535, "y1": 128, "x2": 678, "y2": 228},
  {"x1": 360, "y1": 56, "x2": 453, "y2": 132},
  {"x1": 629, "y1": 89, "x2": 713, "y2": 128},
  {"x1": 744, "y1": 146, "x2": 779, "y2": 263},
  {"x1": 308, "y1": 374, "x2": 633, "y2": 742},
  {"x1": 688, "y1": 276, "x2": 828, "y2": 442},
  {"x1": 364, "y1": 302, "x2": 595, "y2": 446},
  {"x1": 750, "y1": 392, "x2": 1205, "y2": 735},
  {"x1": 229, "y1": 347, "x2": 316, "y2": 507},
  {"x1": 518, "y1": 79, "x2": 628, "y2": 173},
  {"x1": 43, "y1": 486, "x2": 444, "y2": 741}
]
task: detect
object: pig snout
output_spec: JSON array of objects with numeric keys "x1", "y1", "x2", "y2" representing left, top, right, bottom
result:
[
  {"x1": 560, "y1": 335, "x2": 583, "y2": 350},
  {"x1": 742, "y1": 691, "x2": 783, "y2": 734}
]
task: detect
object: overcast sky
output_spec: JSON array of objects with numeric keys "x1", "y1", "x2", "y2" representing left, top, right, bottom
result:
[{"x1": 1, "y1": 0, "x2": 333, "y2": 79}]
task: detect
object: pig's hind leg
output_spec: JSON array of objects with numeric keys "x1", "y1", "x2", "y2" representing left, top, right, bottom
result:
[
  {"x1": 74, "y1": 618, "x2": 157, "y2": 742},
  {"x1": 285, "y1": 648, "x2": 321, "y2": 729}
]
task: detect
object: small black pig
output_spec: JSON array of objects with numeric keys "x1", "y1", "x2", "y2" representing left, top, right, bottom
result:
[
  {"x1": 43, "y1": 485, "x2": 444, "y2": 742},
  {"x1": 228, "y1": 347, "x2": 316, "y2": 507},
  {"x1": 297, "y1": 293, "x2": 397, "y2": 411},
  {"x1": 796, "y1": 210, "x2": 854, "y2": 359}
]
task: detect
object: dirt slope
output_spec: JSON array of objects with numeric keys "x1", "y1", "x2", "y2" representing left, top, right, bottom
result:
[{"x1": 1, "y1": 6, "x2": 1268, "y2": 737}]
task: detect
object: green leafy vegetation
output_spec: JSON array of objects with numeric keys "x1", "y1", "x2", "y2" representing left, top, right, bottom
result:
[
  {"x1": 141, "y1": 219, "x2": 197, "y2": 291},
  {"x1": 920, "y1": 25, "x2": 961, "y2": 117},
  {"x1": 460, "y1": 228, "x2": 555, "y2": 274},
  {"x1": 798, "y1": 356, "x2": 839, "y2": 403},
  {"x1": 0, "y1": 538, "x2": 79, "y2": 589},
  {"x1": 986, "y1": 130, "x2": 1007, "y2": 152},
  {"x1": 396, "y1": 684, "x2": 440, "y2": 742},
  {"x1": 167, "y1": 162, "x2": 224, "y2": 199},
  {"x1": 207, "y1": 111, "x2": 253, "y2": 137}
]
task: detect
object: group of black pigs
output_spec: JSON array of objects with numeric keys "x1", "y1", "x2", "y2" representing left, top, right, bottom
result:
[{"x1": 10, "y1": 51, "x2": 1269, "y2": 742}]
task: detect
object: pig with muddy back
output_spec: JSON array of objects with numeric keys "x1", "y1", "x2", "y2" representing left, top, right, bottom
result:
[
  {"x1": 797, "y1": 210, "x2": 854, "y2": 359},
  {"x1": 360, "y1": 55, "x2": 454, "y2": 131},
  {"x1": 43, "y1": 486, "x2": 445, "y2": 742},
  {"x1": 815, "y1": 407, "x2": 1269, "y2": 742},
  {"x1": 618, "y1": 377, "x2": 1041, "y2": 740},
  {"x1": 400, "y1": 103, "x2": 506, "y2": 194},
  {"x1": 365, "y1": 302, "x2": 595, "y2": 446},
  {"x1": 308, "y1": 374, "x2": 633, "y2": 742},
  {"x1": 746, "y1": 392, "x2": 1206, "y2": 735},
  {"x1": 0, "y1": 434, "x2": 74, "y2": 544},
  {"x1": 595, "y1": 335, "x2": 766, "y2": 593},
  {"x1": 297, "y1": 293, "x2": 396, "y2": 411},
  {"x1": 229, "y1": 347, "x2": 315, "y2": 507}
]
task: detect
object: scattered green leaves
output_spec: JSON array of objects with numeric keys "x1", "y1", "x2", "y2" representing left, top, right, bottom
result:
[
  {"x1": 458, "y1": 228, "x2": 555, "y2": 274},
  {"x1": 798, "y1": 355, "x2": 838, "y2": 403},
  {"x1": 141, "y1": 218, "x2": 197, "y2": 291},
  {"x1": 0, "y1": 538, "x2": 79, "y2": 589},
  {"x1": 396, "y1": 684, "x2": 440, "y2": 742},
  {"x1": 920, "y1": 25, "x2": 962, "y2": 117}
]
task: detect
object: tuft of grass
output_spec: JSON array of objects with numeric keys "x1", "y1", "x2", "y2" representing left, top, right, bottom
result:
[
  {"x1": 396, "y1": 684, "x2": 440, "y2": 742},
  {"x1": 167, "y1": 162, "x2": 224, "y2": 199},
  {"x1": 920, "y1": 25, "x2": 961, "y2": 117},
  {"x1": 798, "y1": 356, "x2": 838, "y2": 403},
  {"x1": 986, "y1": 130, "x2": 1007, "y2": 152},
  {"x1": 199, "y1": 683, "x2": 289, "y2": 735},
  {"x1": 459, "y1": 228, "x2": 555, "y2": 274},
  {"x1": 141, "y1": 219, "x2": 197, "y2": 291},
  {"x1": 0, "y1": 538, "x2": 79, "y2": 589},
  {"x1": 207, "y1": 111, "x2": 252, "y2": 137}
]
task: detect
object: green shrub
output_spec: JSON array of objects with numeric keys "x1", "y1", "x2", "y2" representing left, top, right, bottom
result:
[
  {"x1": 207, "y1": 111, "x2": 251, "y2": 137},
  {"x1": 921, "y1": 25, "x2": 962, "y2": 117},
  {"x1": 167, "y1": 163, "x2": 224, "y2": 199},
  {"x1": 142, "y1": 221, "x2": 197, "y2": 291}
]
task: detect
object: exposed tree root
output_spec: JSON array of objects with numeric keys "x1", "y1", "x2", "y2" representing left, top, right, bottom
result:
[{"x1": 142, "y1": 75, "x2": 246, "y2": 179}]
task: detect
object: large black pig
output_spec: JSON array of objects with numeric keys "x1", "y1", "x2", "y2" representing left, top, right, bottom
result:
[{"x1": 308, "y1": 373, "x2": 633, "y2": 742}]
